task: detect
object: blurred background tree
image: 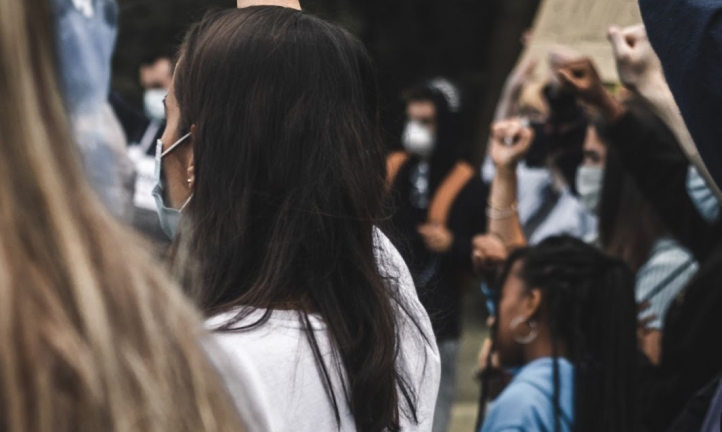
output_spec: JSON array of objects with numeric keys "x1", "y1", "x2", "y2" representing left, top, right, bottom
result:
[{"x1": 112, "y1": 0, "x2": 540, "y2": 162}]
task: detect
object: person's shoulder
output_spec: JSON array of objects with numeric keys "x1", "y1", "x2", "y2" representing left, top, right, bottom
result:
[
  {"x1": 496, "y1": 380, "x2": 552, "y2": 413},
  {"x1": 646, "y1": 238, "x2": 697, "y2": 266},
  {"x1": 482, "y1": 381, "x2": 552, "y2": 432},
  {"x1": 374, "y1": 228, "x2": 421, "y2": 299},
  {"x1": 637, "y1": 239, "x2": 698, "y2": 284},
  {"x1": 373, "y1": 228, "x2": 439, "y2": 350}
]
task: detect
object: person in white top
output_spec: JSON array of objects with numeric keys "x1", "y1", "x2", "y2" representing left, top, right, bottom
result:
[
  {"x1": 209, "y1": 231, "x2": 440, "y2": 431},
  {"x1": 155, "y1": 6, "x2": 441, "y2": 431}
]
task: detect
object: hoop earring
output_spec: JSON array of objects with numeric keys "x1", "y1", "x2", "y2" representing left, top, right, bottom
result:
[{"x1": 510, "y1": 316, "x2": 538, "y2": 345}]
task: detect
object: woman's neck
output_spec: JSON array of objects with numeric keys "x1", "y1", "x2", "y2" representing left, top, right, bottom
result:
[{"x1": 524, "y1": 331, "x2": 569, "y2": 363}]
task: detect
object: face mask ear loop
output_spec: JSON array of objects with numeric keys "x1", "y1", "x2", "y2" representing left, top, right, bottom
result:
[
  {"x1": 161, "y1": 132, "x2": 192, "y2": 158},
  {"x1": 179, "y1": 194, "x2": 193, "y2": 212}
]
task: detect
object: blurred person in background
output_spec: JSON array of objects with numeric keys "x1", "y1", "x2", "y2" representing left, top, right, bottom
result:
[
  {"x1": 141, "y1": 56, "x2": 173, "y2": 123},
  {"x1": 482, "y1": 57, "x2": 596, "y2": 247},
  {"x1": 160, "y1": 7, "x2": 440, "y2": 431},
  {"x1": 478, "y1": 236, "x2": 638, "y2": 432},
  {"x1": 483, "y1": 107, "x2": 594, "y2": 254},
  {"x1": 0, "y1": 0, "x2": 268, "y2": 430},
  {"x1": 385, "y1": 78, "x2": 488, "y2": 432},
  {"x1": 557, "y1": 52, "x2": 722, "y2": 431},
  {"x1": 580, "y1": 112, "x2": 698, "y2": 366},
  {"x1": 112, "y1": 55, "x2": 173, "y2": 149},
  {"x1": 111, "y1": 54, "x2": 175, "y2": 244},
  {"x1": 53, "y1": 0, "x2": 135, "y2": 220}
]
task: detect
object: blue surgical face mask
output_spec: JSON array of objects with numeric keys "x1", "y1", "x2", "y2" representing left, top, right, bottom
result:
[
  {"x1": 152, "y1": 133, "x2": 192, "y2": 239},
  {"x1": 687, "y1": 166, "x2": 721, "y2": 224}
]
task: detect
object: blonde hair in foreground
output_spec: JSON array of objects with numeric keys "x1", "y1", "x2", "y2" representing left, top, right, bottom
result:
[{"x1": 0, "y1": 0, "x2": 243, "y2": 431}]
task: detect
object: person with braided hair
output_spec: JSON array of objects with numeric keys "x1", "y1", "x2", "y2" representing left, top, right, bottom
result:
[{"x1": 479, "y1": 236, "x2": 638, "y2": 432}]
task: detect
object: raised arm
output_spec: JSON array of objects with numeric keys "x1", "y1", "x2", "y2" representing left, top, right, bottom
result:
[
  {"x1": 237, "y1": 0, "x2": 301, "y2": 9},
  {"x1": 557, "y1": 57, "x2": 722, "y2": 261},
  {"x1": 486, "y1": 120, "x2": 534, "y2": 249},
  {"x1": 608, "y1": 24, "x2": 722, "y2": 201},
  {"x1": 637, "y1": 0, "x2": 722, "y2": 189}
]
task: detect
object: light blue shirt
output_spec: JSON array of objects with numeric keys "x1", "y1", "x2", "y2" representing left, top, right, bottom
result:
[
  {"x1": 480, "y1": 358, "x2": 574, "y2": 432},
  {"x1": 687, "y1": 166, "x2": 721, "y2": 224},
  {"x1": 636, "y1": 238, "x2": 698, "y2": 329},
  {"x1": 482, "y1": 158, "x2": 597, "y2": 245}
]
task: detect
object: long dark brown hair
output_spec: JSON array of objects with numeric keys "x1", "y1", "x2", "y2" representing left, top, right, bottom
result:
[
  {"x1": 596, "y1": 106, "x2": 670, "y2": 272},
  {"x1": 172, "y1": 7, "x2": 430, "y2": 431}
]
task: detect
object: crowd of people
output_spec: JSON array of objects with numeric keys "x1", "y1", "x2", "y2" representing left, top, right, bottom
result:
[{"x1": 4, "y1": 0, "x2": 722, "y2": 431}]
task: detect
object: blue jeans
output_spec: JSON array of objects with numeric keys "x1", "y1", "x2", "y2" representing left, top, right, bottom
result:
[{"x1": 432, "y1": 339, "x2": 460, "y2": 432}]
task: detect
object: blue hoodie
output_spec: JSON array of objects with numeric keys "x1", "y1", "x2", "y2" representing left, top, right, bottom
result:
[
  {"x1": 480, "y1": 358, "x2": 574, "y2": 432},
  {"x1": 639, "y1": 0, "x2": 722, "y2": 189}
]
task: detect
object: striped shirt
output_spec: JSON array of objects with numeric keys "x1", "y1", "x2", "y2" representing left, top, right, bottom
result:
[
  {"x1": 482, "y1": 158, "x2": 598, "y2": 245},
  {"x1": 636, "y1": 238, "x2": 699, "y2": 330}
]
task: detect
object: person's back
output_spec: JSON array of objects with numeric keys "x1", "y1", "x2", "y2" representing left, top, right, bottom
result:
[
  {"x1": 211, "y1": 231, "x2": 439, "y2": 431},
  {"x1": 161, "y1": 7, "x2": 441, "y2": 432}
]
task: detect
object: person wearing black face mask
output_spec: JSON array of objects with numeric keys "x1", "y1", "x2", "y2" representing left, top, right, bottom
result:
[{"x1": 385, "y1": 78, "x2": 488, "y2": 432}]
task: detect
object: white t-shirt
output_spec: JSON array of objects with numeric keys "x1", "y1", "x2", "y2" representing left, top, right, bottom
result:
[{"x1": 208, "y1": 230, "x2": 441, "y2": 431}]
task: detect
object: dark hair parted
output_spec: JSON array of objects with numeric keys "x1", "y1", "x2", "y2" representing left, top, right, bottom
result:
[
  {"x1": 498, "y1": 236, "x2": 638, "y2": 432},
  {"x1": 173, "y1": 7, "x2": 429, "y2": 431}
]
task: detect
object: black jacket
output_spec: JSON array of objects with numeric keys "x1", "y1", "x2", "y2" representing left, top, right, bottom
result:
[
  {"x1": 384, "y1": 158, "x2": 487, "y2": 341},
  {"x1": 607, "y1": 111, "x2": 722, "y2": 431}
]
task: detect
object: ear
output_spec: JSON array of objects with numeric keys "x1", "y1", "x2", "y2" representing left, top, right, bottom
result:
[
  {"x1": 187, "y1": 124, "x2": 197, "y2": 189},
  {"x1": 524, "y1": 288, "x2": 543, "y2": 319}
]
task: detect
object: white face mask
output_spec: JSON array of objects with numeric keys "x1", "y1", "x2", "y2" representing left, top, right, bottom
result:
[
  {"x1": 576, "y1": 165, "x2": 605, "y2": 215},
  {"x1": 144, "y1": 89, "x2": 168, "y2": 123},
  {"x1": 402, "y1": 121, "x2": 436, "y2": 159}
]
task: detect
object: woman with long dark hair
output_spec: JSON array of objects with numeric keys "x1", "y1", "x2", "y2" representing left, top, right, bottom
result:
[
  {"x1": 156, "y1": 6, "x2": 440, "y2": 431},
  {"x1": 576, "y1": 111, "x2": 698, "y2": 365},
  {"x1": 479, "y1": 236, "x2": 638, "y2": 432}
]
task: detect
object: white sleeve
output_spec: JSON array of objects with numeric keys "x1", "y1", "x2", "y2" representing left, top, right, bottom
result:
[{"x1": 373, "y1": 228, "x2": 441, "y2": 431}]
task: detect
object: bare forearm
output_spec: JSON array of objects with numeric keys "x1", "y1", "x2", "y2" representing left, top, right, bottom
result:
[
  {"x1": 638, "y1": 81, "x2": 722, "y2": 200},
  {"x1": 488, "y1": 166, "x2": 526, "y2": 247},
  {"x1": 639, "y1": 80, "x2": 698, "y2": 159}
]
